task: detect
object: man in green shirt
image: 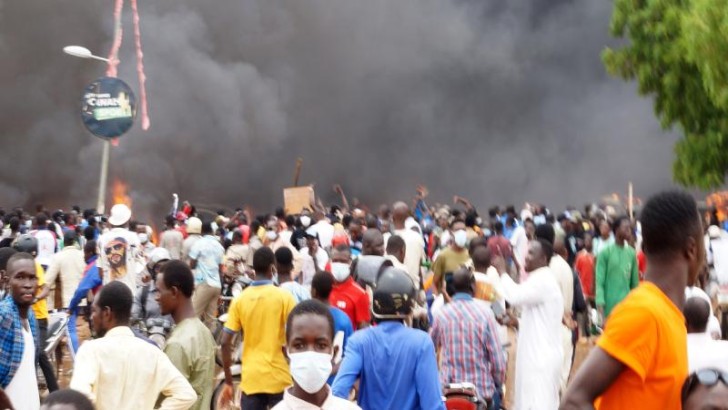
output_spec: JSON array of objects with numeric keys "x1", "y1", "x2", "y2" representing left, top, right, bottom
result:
[
  {"x1": 156, "y1": 260, "x2": 216, "y2": 410},
  {"x1": 595, "y1": 216, "x2": 639, "y2": 320}
]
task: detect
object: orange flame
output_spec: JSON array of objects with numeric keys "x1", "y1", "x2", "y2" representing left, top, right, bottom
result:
[
  {"x1": 150, "y1": 223, "x2": 160, "y2": 245},
  {"x1": 112, "y1": 178, "x2": 132, "y2": 208}
]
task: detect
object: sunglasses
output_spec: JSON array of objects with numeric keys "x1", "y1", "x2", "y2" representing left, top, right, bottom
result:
[
  {"x1": 104, "y1": 243, "x2": 125, "y2": 253},
  {"x1": 682, "y1": 368, "x2": 728, "y2": 402}
]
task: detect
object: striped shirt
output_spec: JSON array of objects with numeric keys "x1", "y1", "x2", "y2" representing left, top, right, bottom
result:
[{"x1": 430, "y1": 293, "x2": 506, "y2": 399}]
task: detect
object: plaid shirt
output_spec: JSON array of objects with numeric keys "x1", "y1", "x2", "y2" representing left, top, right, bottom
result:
[
  {"x1": 430, "y1": 293, "x2": 506, "y2": 399},
  {"x1": 0, "y1": 296, "x2": 39, "y2": 388}
]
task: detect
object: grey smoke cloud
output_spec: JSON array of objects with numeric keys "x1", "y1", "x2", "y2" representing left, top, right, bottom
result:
[{"x1": 0, "y1": 0, "x2": 680, "y2": 220}]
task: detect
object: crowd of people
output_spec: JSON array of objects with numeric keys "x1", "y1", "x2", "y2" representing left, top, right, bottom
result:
[{"x1": 0, "y1": 187, "x2": 727, "y2": 410}]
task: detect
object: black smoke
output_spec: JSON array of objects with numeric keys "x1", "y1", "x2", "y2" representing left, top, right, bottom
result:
[{"x1": 0, "y1": 0, "x2": 680, "y2": 219}]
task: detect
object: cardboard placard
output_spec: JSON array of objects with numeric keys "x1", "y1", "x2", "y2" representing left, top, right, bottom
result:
[{"x1": 284, "y1": 186, "x2": 315, "y2": 214}]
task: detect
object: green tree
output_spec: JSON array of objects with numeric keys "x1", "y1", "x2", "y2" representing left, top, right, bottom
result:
[{"x1": 603, "y1": 0, "x2": 728, "y2": 189}]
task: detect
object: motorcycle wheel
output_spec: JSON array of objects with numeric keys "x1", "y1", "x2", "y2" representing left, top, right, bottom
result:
[{"x1": 211, "y1": 375, "x2": 242, "y2": 410}]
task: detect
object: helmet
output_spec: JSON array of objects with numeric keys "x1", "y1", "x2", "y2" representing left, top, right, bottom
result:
[
  {"x1": 13, "y1": 234, "x2": 38, "y2": 254},
  {"x1": 353, "y1": 255, "x2": 392, "y2": 290},
  {"x1": 147, "y1": 248, "x2": 171, "y2": 275},
  {"x1": 372, "y1": 267, "x2": 416, "y2": 319}
]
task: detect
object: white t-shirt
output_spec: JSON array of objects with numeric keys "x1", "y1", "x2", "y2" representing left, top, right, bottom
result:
[
  {"x1": 32, "y1": 229, "x2": 57, "y2": 266},
  {"x1": 98, "y1": 227, "x2": 143, "y2": 291},
  {"x1": 6, "y1": 323, "x2": 40, "y2": 410},
  {"x1": 706, "y1": 235, "x2": 728, "y2": 285}
]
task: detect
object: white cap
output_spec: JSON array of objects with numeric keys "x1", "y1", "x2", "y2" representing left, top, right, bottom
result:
[
  {"x1": 108, "y1": 204, "x2": 131, "y2": 226},
  {"x1": 149, "y1": 247, "x2": 171, "y2": 264},
  {"x1": 187, "y1": 217, "x2": 202, "y2": 234}
]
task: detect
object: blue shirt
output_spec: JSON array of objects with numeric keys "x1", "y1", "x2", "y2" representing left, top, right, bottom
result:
[
  {"x1": 332, "y1": 321, "x2": 445, "y2": 410},
  {"x1": 69, "y1": 257, "x2": 102, "y2": 314},
  {"x1": 328, "y1": 306, "x2": 354, "y2": 385},
  {"x1": 189, "y1": 235, "x2": 225, "y2": 288}
]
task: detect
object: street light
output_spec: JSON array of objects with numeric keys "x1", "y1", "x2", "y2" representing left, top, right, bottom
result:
[
  {"x1": 63, "y1": 45, "x2": 110, "y2": 63},
  {"x1": 64, "y1": 45, "x2": 111, "y2": 214}
]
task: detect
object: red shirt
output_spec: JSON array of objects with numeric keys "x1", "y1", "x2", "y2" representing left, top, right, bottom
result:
[
  {"x1": 329, "y1": 277, "x2": 370, "y2": 328},
  {"x1": 574, "y1": 250, "x2": 595, "y2": 297},
  {"x1": 637, "y1": 250, "x2": 647, "y2": 281},
  {"x1": 487, "y1": 235, "x2": 512, "y2": 260}
]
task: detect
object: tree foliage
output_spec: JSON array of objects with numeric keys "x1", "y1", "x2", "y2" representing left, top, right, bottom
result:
[{"x1": 604, "y1": 0, "x2": 728, "y2": 189}]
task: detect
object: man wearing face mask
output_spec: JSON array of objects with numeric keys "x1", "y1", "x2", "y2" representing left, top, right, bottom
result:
[
  {"x1": 266, "y1": 218, "x2": 303, "y2": 279},
  {"x1": 329, "y1": 245, "x2": 371, "y2": 330},
  {"x1": 137, "y1": 225, "x2": 156, "y2": 257},
  {"x1": 432, "y1": 220, "x2": 471, "y2": 302},
  {"x1": 273, "y1": 299, "x2": 361, "y2": 409},
  {"x1": 290, "y1": 214, "x2": 312, "y2": 251}
]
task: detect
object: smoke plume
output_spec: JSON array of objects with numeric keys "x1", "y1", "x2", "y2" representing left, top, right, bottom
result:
[{"x1": 0, "y1": 0, "x2": 681, "y2": 220}]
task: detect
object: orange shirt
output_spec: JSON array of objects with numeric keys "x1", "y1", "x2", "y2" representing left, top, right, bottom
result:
[{"x1": 595, "y1": 282, "x2": 687, "y2": 410}]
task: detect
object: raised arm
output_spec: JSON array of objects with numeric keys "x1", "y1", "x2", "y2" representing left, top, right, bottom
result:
[{"x1": 333, "y1": 184, "x2": 350, "y2": 213}]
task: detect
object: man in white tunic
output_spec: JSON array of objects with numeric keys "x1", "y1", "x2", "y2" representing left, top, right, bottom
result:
[{"x1": 494, "y1": 239, "x2": 564, "y2": 410}]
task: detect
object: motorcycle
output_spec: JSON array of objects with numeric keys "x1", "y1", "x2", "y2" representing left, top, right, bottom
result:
[
  {"x1": 131, "y1": 317, "x2": 173, "y2": 350},
  {"x1": 211, "y1": 312, "x2": 243, "y2": 409},
  {"x1": 443, "y1": 382, "x2": 488, "y2": 410},
  {"x1": 39, "y1": 310, "x2": 73, "y2": 391}
]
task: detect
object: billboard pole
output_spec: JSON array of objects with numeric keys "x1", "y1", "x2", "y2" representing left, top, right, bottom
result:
[{"x1": 97, "y1": 139, "x2": 110, "y2": 214}]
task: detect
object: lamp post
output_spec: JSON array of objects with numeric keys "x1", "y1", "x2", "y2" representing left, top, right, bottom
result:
[{"x1": 63, "y1": 45, "x2": 111, "y2": 214}]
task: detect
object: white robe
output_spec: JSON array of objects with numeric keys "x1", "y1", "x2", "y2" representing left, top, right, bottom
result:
[{"x1": 500, "y1": 267, "x2": 564, "y2": 410}]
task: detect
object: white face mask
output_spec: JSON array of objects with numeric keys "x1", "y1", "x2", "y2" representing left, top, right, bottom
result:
[
  {"x1": 287, "y1": 350, "x2": 333, "y2": 394},
  {"x1": 330, "y1": 262, "x2": 350, "y2": 282},
  {"x1": 300, "y1": 216, "x2": 311, "y2": 228},
  {"x1": 453, "y1": 229, "x2": 467, "y2": 248},
  {"x1": 266, "y1": 230, "x2": 278, "y2": 241},
  {"x1": 138, "y1": 233, "x2": 149, "y2": 244}
]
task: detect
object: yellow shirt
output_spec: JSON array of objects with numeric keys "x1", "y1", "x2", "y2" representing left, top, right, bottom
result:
[
  {"x1": 224, "y1": 283, "x2": 296, "y2": 394},
  {"x1": 32, "y1": 262, "x2": 48, "y2": 320},
  {"x1": 70, "y1": 326, "x2": 196, "y2": 410},
  {"x1": 595, "y1": 282, "x2": 687, "y2": 410}
]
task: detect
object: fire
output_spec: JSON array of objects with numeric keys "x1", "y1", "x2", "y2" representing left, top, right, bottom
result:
[
  {"x1": 150, "y1": 223, "x2": 160, "y2": 245},
  {"x1": 112, "y1": 178, "x2": 132, "y2": 208}
]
